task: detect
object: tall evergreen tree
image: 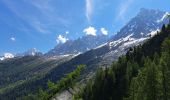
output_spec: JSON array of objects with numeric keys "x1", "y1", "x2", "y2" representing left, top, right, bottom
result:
[
  {"x1": 162, "y1": 24, "x2": 166, "y2": 32},
  {"x1": 160, "y1": 53, "x2": 170, "y2": 100},
  {"x1": 160, "y1": 39, "x2": 170, "y2": 100},
  {"x1": 144, "y1": 59, "x2": 161, "y2": 100}
]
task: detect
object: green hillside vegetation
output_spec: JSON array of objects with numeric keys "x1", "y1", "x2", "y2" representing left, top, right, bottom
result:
[
  {"x1": 73, "y1": 21, "x2": 170, "y2": 100},
  {"x1": 19, "y1": 65, "x2": 85, "y2": 100},
  {"x1": 0, "y1": 55, "x2": 68, "y2": 97}
]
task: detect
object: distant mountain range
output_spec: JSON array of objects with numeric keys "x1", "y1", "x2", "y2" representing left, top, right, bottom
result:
[
  {"x1": 46, "y1": 8, "x2": 169, "y2": 57},
  {"x1": 16, "y1": 48, "x2": 43, "y2": 57},
  {"x1": 1, "y1": 9, "x2": 169, "y2": 60},
  {"x1": 0, "y1": 53, "x2": 14, "y2": 60},
  {"x1": 46, "y1": 35, "x2": 110, "y2": 56},
  {"x1": 0, "y1": 48, "x2": 42, "y2": 61},
  {"x1": 1, "y1": 8, "x2": 168, "y2": 62}
]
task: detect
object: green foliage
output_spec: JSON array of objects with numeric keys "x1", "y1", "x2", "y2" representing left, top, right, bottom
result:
[
  {"x1": 160, "y1": 41, "x2": 170, "y2": 100},
  {"x1": 0, "y1": 55, "x2": 62, "y2": 99},
  {"x1": 18, "y1": 88, "x2": 49, "y2": 100},
  {"x1": 76, "y1": 22, "x2": 170, "y2": 100},
  {"x1": 144, "y1": 60, "x2": 161, "y2": 100},
  {"x1": 50, "y1": 64, "x2": 85, "y2": 93},
  {"x1": 21, "y1": 65, "x2": 85, "y2": 100}
]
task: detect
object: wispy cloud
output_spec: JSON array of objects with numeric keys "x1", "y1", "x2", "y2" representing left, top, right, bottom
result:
[
  {"x1": 1, "y1": 0, "x2": 69, "y2": 34},
  {"x1": 29, "y1": 0, "x2": 54, "y2": 13},
  {"x1": 1, "y1": 0, "x2": 49, "y2": 34},
  {"x1": 30, "y1": 20, "x2": 50, "y2": 34},
  {"x1": 116, "y1": 0, "x2": 134, "y2": 20},
  {"x1": 85, "y1": 0, "x2": 93, "y2": 22}
]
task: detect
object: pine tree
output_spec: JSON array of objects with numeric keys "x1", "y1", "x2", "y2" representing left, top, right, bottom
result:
[
  {"x1": 82, "y1": 80, "x2": 93, "y2": 100},
  {"x1": 160, "y1": 54, "x2": 170, "y2": 100},
  {"x1": 162, "y1": 24, "x2": 166, "y2": 32},
  {"x1": 124, "y1": 77, "x2": 138, "y2": 100},
  {"x1": 160, "y1": 42, "x2": 170, "y2": 100},
  {"x1": 137, "y1": 70, "x2": 146, "y2": 100},
  {"x1": 125, "y1": 61, "x2": 139, "y2": 91},
  {"x1": 144, "y1": 59, "x2": 161, "y2": 100}
]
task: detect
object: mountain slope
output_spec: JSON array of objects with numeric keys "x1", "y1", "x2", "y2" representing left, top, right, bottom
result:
[
  {"x1": 0, "y1": 55, "x2": 74, "y2": 97},
  {"x1": 113, "y1": 8, "x2": 169, "y2": 39},
  {"x1": 16, "y1": 48, "x2": 43, "y2": 57},
  {"x1": 75, "y1": 16, "x2": 170, "y2": 100},
  {"x1": 46, "y1": 35, "x2": 109, "y2": 56}
]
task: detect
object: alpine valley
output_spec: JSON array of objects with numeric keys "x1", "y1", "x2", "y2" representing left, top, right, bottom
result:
[{"x1": 0, "y1": 8, "x2": 170, "y2": 100}]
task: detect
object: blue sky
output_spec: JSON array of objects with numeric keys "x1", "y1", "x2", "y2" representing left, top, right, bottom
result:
[{"x1": 0, "y1": 0, "x2": 170, "y2": 55}]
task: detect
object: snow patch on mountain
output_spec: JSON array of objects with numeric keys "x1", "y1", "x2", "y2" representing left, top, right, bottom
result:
[
  {"x1": 147, "y1": 29, "x2": 160, "y2": 37},
  {"x1": 4, "y1": 53, "x2": 14, "y2": 58},
  {"x1": 72, "y1": 52, "x2": 82, "y2": 58},
  {"x1": 122, "y1": 33, "x2": 134, "y2": 41},
  {"x1": 0, "y1": 57, "x2": 4, "y2": 61},
  {"x1": 16, "y1": 48, "x2": 42, "y2": 57},
  {"x1": 0, "y1": 53, "x2": 14, "y2": 61},
  {"x1": 109, "y1": 39, "x2": 122, "y2": 48},
  {"x1": 157, "y1": 12, "x2": 170, "y2": 23},
  {"x1": 109, "y1": 33, "x2": 135, "y2": 49},
  {"x1": 140, "y1": 32, "x2": 145, "y2": 37},
  {"x1": 121, "y1": 37, "x2": 148, "y2": 47},
  {"x1": 94, "y1": 43, "x2": 107, "y2": 49}
]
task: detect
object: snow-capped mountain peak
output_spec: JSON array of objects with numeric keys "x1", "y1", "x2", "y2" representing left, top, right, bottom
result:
[
  {"x1": 0, "y1": 53, "x2": 14, "y2": 61},
  {"x1": 113, "y1": 8, "x2": 169, "y2": 40},
  {"x1": 157, "y1": 12, "x2": 170, "y2": 23},
  {"x1": 4, "y1": 53, "x2": 14, "y2": 58},
  {"x1": 27, "y1": 48, "x2": 38, "y2": 56},
  {"x1": 88, "y1": 9, "x2": 169, "y2": 65},
  {"x1": 16, "y1": 48, "x2": 42, "y2": 57}
]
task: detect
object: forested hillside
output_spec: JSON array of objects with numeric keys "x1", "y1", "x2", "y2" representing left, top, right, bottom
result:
[
  {"x1": 0, "y1": 55, "x2": 73, "y2": 100},
  {"x1": 20, "y1": 65, "x2": 85, "y2": 100},
  {"x1": 73, "y1": 21, "x2": 170, "y2": 100}
]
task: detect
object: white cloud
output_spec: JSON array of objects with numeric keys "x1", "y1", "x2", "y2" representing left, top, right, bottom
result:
[
  {"x1": 83, "y1": 26, "x2": 97, "y2": 36},
  {"x1": 56, "y1": 35, "x2": 68, "y2": 44},
  {"x1": 65, "y1": 31, "x2": 69, "y2": 34},
  {"x1": 100, "y1": 28, "x2": 108, "y2": 35},
  {"x1": 85, "y1": 0, "x2": 93, "y2": 22},
  {"x1": 10, "y1": 37, "x2": 16, "y2": 42},
  {"x1": 116, "y1": 0, "x2": 134, "y2": 20}
]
